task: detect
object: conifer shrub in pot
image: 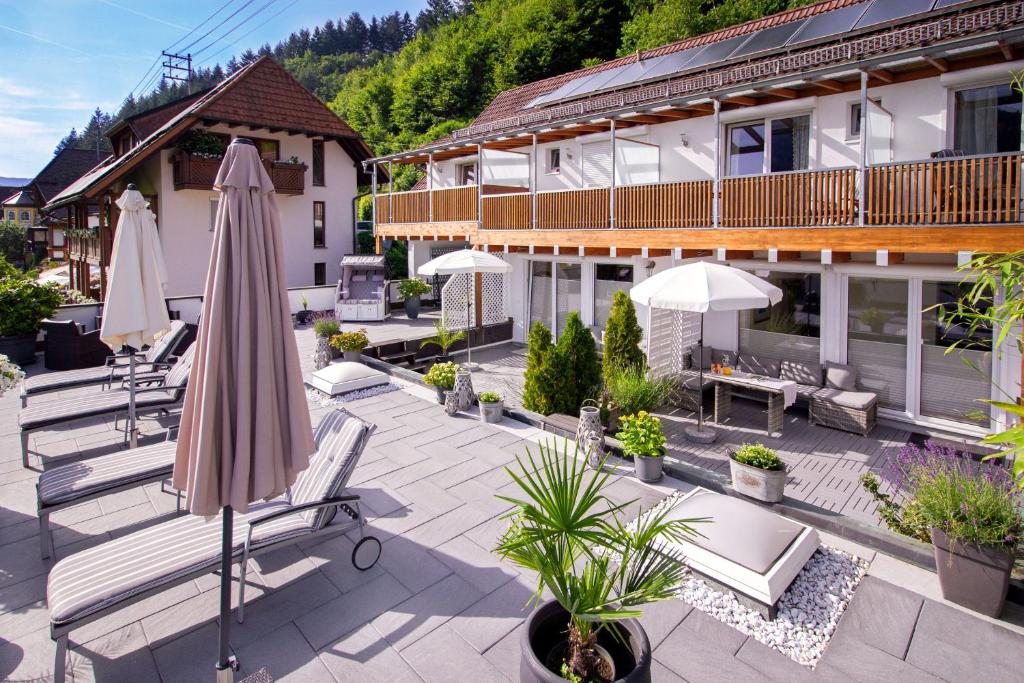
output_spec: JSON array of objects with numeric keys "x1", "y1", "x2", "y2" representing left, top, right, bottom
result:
[
  {"x1": 618, "y1": 411, "x2": 666, "y2": 483},
  {"x1": 424, "y1": 361, "x2": 457, "y2": 404},
  {"x1": 496, "y1": 439, "x2": 699, "y2": 683},
  {"x1": 478, "y1": 391, "x2": 503, "y2": 423},
  {"x1": 398, "y1": 278, "x2": 432, "y2": 319},
  {"x1": 729, "y1": 443, "x2": 787, "y2": 503},
  {"x1": 0, "y1": 272, "x2": 62, "y2": 365},
  {"x1": 330, "y1": 329, "x2": 369, "y2": 362}
]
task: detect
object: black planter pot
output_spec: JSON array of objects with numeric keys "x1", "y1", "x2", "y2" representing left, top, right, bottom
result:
[
  {"x1": 930, "y1": 527, "x2": 1015, "y2": 617},
  {"x1": 433, "y1": 385, "x2": 446, "y2": 404},
  {"x1": 295, "y1": 309, "x2": 311, "y2": 325},
  {"x1": 405, "y1": 297, "x2": 421, "y2": 319},
  {"x1": 0, "y1": 333, "x2": 37, "y2": 366},
  {"x1": 435, "y1": 353, "x2": 452, "y2": 364},
  {"x1": 520, "y1": 600, "x2": 651, "y2": 683}
]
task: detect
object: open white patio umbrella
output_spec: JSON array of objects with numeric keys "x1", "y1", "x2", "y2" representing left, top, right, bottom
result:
[
  {"x1": 418, "y1": 248, "x2": 511, "y2": 369},
  {"x1": 99, "y1": 184, "x2": 171, "y2": 448},
  {"x1": 172, "y1": 138, "x2": 314, "y2": 682},
  {"x1": 630, "y1": 261, "x2": 782, "y2": 441}
]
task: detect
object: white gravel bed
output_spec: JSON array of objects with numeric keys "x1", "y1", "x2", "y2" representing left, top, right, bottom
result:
[{"x1": 305, "y1": 382, "x2": 401, "y2": 406}]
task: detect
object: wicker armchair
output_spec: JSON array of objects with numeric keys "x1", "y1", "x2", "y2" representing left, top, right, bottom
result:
[{"x1": 42, "y1": 320, "x2": 110, "y2": 371}]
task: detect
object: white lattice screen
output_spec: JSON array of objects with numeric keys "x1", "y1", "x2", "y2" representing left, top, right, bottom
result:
[
  {"x1": 439, "y1": 253, "x2": 507, "y2": 330},
  {"x1": 646, "y1": 307, "x2": 700, "y2": 377}
]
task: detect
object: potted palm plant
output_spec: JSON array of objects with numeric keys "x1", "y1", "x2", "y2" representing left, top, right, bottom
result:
[
  {"x1": 618, "y1": 411, "x2": 667, "y2": 483},
  {"x1": 330, "y1": 329, "x2": 369, "y2": 362},
  {"x1": 423, "y1": 360, "x2": 457, "y2": 404},
  {"x1": 296, "y1": 294, "x2": 312, "y2": 325},
  {"x1": 729, "y1": 443, "x2": 787, "y2": 503},
  {"x1": 420, "y1": 316, "x2": 466, "y2": 363},
  {"x1": 478, "y1": 391, "x2": 503, "y2": 423},
  {"x1": 497, "y1": 439, "x2": 699, "y2": 683},
  {"x1": 398, "y1": 278, "x2": 432, "y2": 319}
]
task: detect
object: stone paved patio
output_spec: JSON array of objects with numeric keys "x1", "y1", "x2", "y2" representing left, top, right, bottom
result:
[{"x1": 1, "y1": 328, "x2": 1022, "y2": 681}]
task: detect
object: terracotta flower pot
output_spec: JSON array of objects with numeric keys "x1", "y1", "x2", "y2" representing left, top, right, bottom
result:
[
  {"x1": 520, "y1": 599, "x2": 651, "y2": 683},
  {"x1": 729, "y1": 456, "x2": 787, "y2": 503},
  {"x1": 930, "y1": 527, "x2": 1015, "y2": 617}
]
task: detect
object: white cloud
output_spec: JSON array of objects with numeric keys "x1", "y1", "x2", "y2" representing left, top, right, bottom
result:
[{"x1": 0, "y1": 114, "x2": 69, "y2": 177}]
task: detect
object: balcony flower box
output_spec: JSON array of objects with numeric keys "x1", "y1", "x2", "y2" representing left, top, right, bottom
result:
[{"x1": 172, "y1": 153, "x2": 307, "y2": 195}]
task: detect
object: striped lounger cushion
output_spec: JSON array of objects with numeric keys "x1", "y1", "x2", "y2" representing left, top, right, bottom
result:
[
  {"x1": 47, "y1": 500, "x2": 312, "y2": 627},
  {"x1": 18, "y1": 388, "x2": 183, "y2": 431},
  {"x1": 38, "y1": 441, "x2": 177, "y2": 507}
]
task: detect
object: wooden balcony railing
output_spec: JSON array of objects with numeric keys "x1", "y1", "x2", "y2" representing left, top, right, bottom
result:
[
  {"x1": 865, "y1": 152, "x2": 1022, "y2": 225},
  {"x1": 721, "y1": 168, "x2": 857, "y2": 228},
  {"x1": 172, "y1": 154, "x2": 306, "y2": 195},
  {"x1": 66, "y1": 233, "x2": 101, "y2": 260},
  {"x1": 374, "y1": 152, "x2": 1022, "y2": 231}
]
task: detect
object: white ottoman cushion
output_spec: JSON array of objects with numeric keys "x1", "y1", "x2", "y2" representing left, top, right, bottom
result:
[{"x1": 306, "y1": 362, "x2": 388, "y2": 396}]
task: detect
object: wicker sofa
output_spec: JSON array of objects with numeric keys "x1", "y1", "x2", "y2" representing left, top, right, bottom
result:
[{"x1": 672, "y1": 346, "x2": 877, "y2": 436}]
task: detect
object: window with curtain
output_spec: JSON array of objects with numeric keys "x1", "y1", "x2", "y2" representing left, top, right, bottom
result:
[
  {"x1": 594, "y1": 264, "x2": 633, "y2": 330},
  {"x1": 920, "y1": 281, "x2": 992, "y2": 425},
  {"x1": 313, "y1": 201, "x2": 326, "y2": 247},
  {"x1": 739, "y1": 272, "x2": 820, "y2": 364},
  {"x1": 727, "y1": 115, "x2": 810, "y2": 176},
  {"x1": 529, "y1": 261, "x2": 553, "y2": 332},
  {"x1": 847, "y1": 278, "x2": 908, "y2": 411},
  {"x1": 312, "y1": 139, "x2": 325, "y2": 186},
  {"x1": 954, "y1": 84, "x2": 1022, "y2": 155}
]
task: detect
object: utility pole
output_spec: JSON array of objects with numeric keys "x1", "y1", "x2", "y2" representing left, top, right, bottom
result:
[{"x1": 161, "y1": 51, "x2": 192, "y2": 94}]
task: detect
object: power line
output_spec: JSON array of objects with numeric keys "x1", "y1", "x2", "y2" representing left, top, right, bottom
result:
[
  {"x1": 177, "y1": 0, "x2": 260, "y2": 54},
  {"x1": 166, "y1": 0, "x2": 240, "y2": 52},
  {"x1": 195, "y1": 0, "x2": 302, "y2": 68},
  {"x1": 191, "y1": 0, "x2": 282, "y2": 60}
]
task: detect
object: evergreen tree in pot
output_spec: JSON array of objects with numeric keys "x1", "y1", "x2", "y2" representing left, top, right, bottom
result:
[
  {"x1": 602, "y1": 290, "x2": 646, "y2": 379},
  {"x1": 496, "y1": 439, "x2": 699, "y2": 683},
  {"x1": 0, "y1": 268, "x2": 62, "y2": 365},
  {"x1": 398, "y1": 278, "x2": 432, "y2": 319}
]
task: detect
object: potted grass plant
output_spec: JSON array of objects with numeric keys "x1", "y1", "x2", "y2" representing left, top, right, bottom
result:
[
  {"x1": 729, "y1": 443, "x2": 787, "y2": 503},
  {"x1": 478, "y1": 391, "x2": 503, "y2": 423},
  {"x1": 398, "y1": 278, "x2": 432, "y2": 319},
  {"x1": 420, "y1": 315, "x2": 466, "y2": 363},
  {"x1": 496, "y1": 439, "x2": 699, "y2": 683},
  {"x1": 295, "y1": 294, "x2": 312, "y2": 325},
  {"x1": 424, "y1": 360, "x2": 458, "y2": 404},
  {"x1": 618, "y1": 411, "x2": 666, "y2": 483},
  {"x1": 330, "y1": 329, "x2": 369, "y2": 362},
  {"x1": 603, "y1": 365, "x2": 673, "y2": 433}
]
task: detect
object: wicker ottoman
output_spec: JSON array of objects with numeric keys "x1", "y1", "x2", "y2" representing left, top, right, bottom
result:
[{"x1": 809, "y1": 388, "x2": 878, "y2": 436}]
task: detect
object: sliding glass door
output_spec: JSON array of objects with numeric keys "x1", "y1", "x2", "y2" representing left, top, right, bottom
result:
[
  {"x1": 739, "y1": 271, "x2": 820, "y2": 364},
  {"x1": 528, "y1": 260, "x2": 583, "y2": 340},
  {"x1": 847, "y1": 278, "x2": 908, "y2": 412},
  {"x1": 529, "y1": 261, "x2": 552, "y2": 333}
]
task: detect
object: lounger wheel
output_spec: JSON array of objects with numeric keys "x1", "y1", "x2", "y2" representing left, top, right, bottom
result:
[{"x1": 352, "y1": 535, "x2": 381, "y2": 570}]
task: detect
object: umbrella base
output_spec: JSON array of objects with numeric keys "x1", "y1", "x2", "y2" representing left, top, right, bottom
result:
[
  {"x1": 460, "y1": 362, "x2": 480, "y2": 372},
  {"x1": 684, "y1": 425, "x2": 717, "y2": 444}
]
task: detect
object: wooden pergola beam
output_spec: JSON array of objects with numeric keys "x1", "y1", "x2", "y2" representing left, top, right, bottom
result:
[
  {"x1": 814, "y1": 79, "x2": 845, "y2": 92},
  {"x1": 924, "y1": 55, "x2": 949, "y2": 73}
]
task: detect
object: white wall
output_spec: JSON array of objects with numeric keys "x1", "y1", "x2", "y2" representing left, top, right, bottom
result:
[{"x1": 154, "y1": 123, "x2": 358, "y2": 297}]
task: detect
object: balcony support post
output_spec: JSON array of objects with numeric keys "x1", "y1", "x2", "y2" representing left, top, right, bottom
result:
[
  {"x1": 477, "y1": 143, "x2": 483, "y2": 229},
  {"x1": 531, "y1": 133, "x2": 538, "y2": 229},
  {"x1": 713, "y1": 99, "x2": 721, "y2": 229},
  {"x1": 371, "y1": 163, "x2": 378, "y2": 228},
  {"x1": 610, "y1": 118, "x2": 617, "y2": 229},
  {"x1": 388, "y1": 161, "x2": 394, "y2": 223},
  {"x1": 858, "y1": 70, "x2": 868, "y2": 227},
  {"x1": 428, "y1": 152, "x2": 434, "y2": 222}
]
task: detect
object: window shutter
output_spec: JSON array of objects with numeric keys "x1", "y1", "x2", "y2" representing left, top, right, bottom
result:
[{"x1": 581, "y1": 141, "x2": 612, "y2": 187}]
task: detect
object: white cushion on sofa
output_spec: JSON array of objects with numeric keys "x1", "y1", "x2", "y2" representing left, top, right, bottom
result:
[
  {"x1": 306, "y1": 362, "x2": 388, "y2": 396},
  {"x1": 815, "y1": 388, "x2": 876, "y2": 410}
]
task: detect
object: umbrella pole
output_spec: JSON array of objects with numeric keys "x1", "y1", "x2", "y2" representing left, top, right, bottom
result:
[
  {"x1": 128, "y1": 350, "x2": 137, "y2": 449},
  {"x1": 465, "y1": 273, "x2": 473, "y2": 369},
  {"x1": 698, "y1": 314, "x2": 705, "y2": 431},
  {"x1": 216, "y1": 505, "x2": 237, "y2": 683}
]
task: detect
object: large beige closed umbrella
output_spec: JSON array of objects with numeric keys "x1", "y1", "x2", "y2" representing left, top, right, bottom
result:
[
  {"x1": 100, "y1": 185, "x2": 171, "y2": 448},
  {"x1": 172, "y1": 138, "x2": 314, "y2": 681}
]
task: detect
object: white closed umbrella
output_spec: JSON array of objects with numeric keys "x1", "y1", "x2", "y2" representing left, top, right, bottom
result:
[
  {"x1": 630, "y1": 261, "x2": 782, "y2": 440},
  {"x1": 100, "y1": 184, "x2": 171, "y2": 448},
  {"x1": 418, "y1": 248, "x2": 511, "y2": 369}
]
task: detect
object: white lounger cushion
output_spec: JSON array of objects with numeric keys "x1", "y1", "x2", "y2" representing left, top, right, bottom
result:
[
  {"x1": 306, "y1": 362, "x2": 388, "y2": 397},
  {"x1": 39, "y1": 441, "x2": 176, "y2": 507},
  {"x1": 664, "y1": 488, "x2": 819, "y2": 606}
]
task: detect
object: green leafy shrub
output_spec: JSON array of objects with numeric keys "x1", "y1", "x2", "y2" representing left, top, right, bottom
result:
[
  {"x1": 478, "y1": 391, "x2": 501, "y2": 403},
  {"x1": 495, "y1": 438, "x2": 699, "y2": 682},
  {"x1": 0, "y1": 277, "x2": 62, "y2": 337},
  {"x1": 602, "y1": 289, "x2": 645, "y2": 377},
  {"x1": 329, "y1": 329, "x2": 369, "y2": 352},
  {"x1": 733, "y1": 443, "x2": 784, "y2": 471},
  {"x1": 386, "y1": 240, "x2": 408, "y2": 278},
  {"x1": 604, "y1": 364, "x2": 673, "y2": 416},
  {"x1": 177, "y1": 128, "x2": 227, "y2": 158},
  {"x1": 859, "y1": 473, "x2": 931, "y2": 543},
  {"x1": 555, "y1": 312, "x2": 602, "y2": 414},
  {"x1": 356, "y1": 231, "x2": 375, "y2": 254},
  {"x1": 423, "y1": 361, "x2": 458, "y2": 390},
  {"x1": 0, "y1": 221, "x2": 27, "y2": 266},
  {"x1": 312, "y1": 313, "x2": 341, "y2": 338},
  {"x1": 398, "y1": 277, "x2": 432, "y2": 300},
  {"x1": 420, "y1": 315, "x2": 466, "y2": 353},
  {"x1": 0, "y1": 254, "x2": 22, "y2": 280},
  {"x1": 617, "y1": 411, "x2": 666, "y2": 458}
]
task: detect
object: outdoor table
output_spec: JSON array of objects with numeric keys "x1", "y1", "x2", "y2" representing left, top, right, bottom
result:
[{"x1": 710, "y1": 370, "x2": 797, "y2": 436}]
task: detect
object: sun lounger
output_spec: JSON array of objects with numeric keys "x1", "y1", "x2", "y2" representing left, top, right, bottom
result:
[
  {"x1": 18, "y1": 343, "x2": 196, "y2": 469},
  {"x1": 20, "y1": 320, "x2": 188, "y2": 406},
  {"x1": 662, "y1": 488, "x2": 819, "y2": 618},
  {"x1": 37, "y1": 440, "x2": 179, "y2": 560},
  {"x1": 46, "y1": 408, "x2": 379, "y2": 683}
]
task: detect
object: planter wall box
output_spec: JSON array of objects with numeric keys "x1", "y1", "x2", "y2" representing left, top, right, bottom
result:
[{"x1": 173, "y1": 154, "x2": 307, "y2": 195}]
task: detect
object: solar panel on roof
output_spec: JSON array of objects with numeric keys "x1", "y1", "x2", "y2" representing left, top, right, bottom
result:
[
  {"x1": 786, "y1": 3, "x2": 870, "y2": 46},
  {"x1": 596, "y1": 59, "x2": 661, "y2": 92},
  {"x1": 631, "y1": 47, "x2": 705, "y2": 82},
  {"x1": 854, "y1": 0, "x2": 936, "y2": 31},
  {"x1": 728, "y1": 19, "x2": 808, "y2": 59},
  {"x1": 685, "y1": 33, "x2": 756, "y2": 70}
]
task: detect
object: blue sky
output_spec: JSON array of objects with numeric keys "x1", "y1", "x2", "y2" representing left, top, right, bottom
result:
[{"x1": 0, "y1": 0, "x2": 424, "y2": 179}]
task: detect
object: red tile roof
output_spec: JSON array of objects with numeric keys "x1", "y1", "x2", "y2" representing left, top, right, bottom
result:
[{"x1": 31, "y1": 148, "x2": 108, "y2": 203}]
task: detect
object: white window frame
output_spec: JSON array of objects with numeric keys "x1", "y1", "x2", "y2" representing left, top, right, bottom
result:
[
  {"x1": 546, "y1": 147, "x2": 561, "y2": 175},
  {"x1": 725, "y1": 112, "x2": 813, "y2": 177},
  {"x1": 457, "y1": 161, "x2": 477, "y2": 186},
  {"x1": 947, "y1": 80, "x2": 1020, "y2": 152},
  {"x1": 846, "y1": 101, "x2": 862, "y2": 141}
]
